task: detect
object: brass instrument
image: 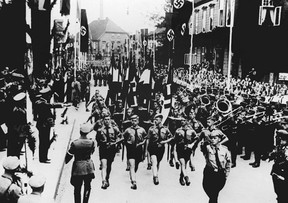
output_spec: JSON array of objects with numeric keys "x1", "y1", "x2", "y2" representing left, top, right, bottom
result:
[
  {"x1": 215, "y1": 106, "x2": 244, "y2": 129},
  {"x1": 215, "y1": 97, "x2": 232, "y2": 115},
  {"x1": 199, "y1": 94, "x2": 210, "y2": 106}
]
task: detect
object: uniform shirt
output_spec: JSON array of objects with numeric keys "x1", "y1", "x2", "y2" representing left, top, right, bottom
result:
[
  {"x1": 174, "y1": 126, "x2": 197, "y2": 145},
  {"x1": 35, "y1": 98, "x2": 62, "y2": 127},
  {"x1": 96, "y1": 124, "x2": 122, "y2": 145},
  {"x1": 123, "y1": 125, "x2": 146, "y2": 145},
  {"x1": 202, "y1": 144, "x2": 231, "y2": 176},
  {"x1": 0, "y1": 173, "x2": 22, "y2": 202},
  {"x1": 147, "y1": 124, "x2": 173, "y2": 144},
  {"x1": 67, "y1": 138, "x2": 96, "y2": 176}
]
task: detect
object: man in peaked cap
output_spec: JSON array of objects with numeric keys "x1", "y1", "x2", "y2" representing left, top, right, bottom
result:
[
  {"x1": 65, "y1": 123, "x2": 95, "y2": 203},
  {"x1": 0, "y1": 156, "x2": 22, "y2": 202},
  {"x1": 34, "y1": 87, "x2": 64, "y2": 163},
  {"x1": 17, "y1": 175, "x2": 49, "y2": 203},
  {"x1": 6, "y1": 91, "x2": 29, "y2": 158}
]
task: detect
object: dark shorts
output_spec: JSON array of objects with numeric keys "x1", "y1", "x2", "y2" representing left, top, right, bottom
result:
[
  {"x1": 148, "y1": 144, "x2": 165, "y2": 163},
  {"x1": 99, "y1": 145, "x2": 117, "y2": 161},
  {"x1": 126, "y1": 144, "x2": 143, "y2": 161},
  {"x1": 176, "y1": 145, "x2": 192, "y2": 162}
]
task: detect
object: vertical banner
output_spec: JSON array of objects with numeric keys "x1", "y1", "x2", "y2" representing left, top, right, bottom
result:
[{"x1": 80, "y1": 9, "x2": 89, "y2": 52}]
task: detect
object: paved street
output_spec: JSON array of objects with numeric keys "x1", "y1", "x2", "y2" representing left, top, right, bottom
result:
[
  {"x1": 54, "y1": 87, "x2": 278, "y2": 203},
  {"x1": 0, "y1": 85, "x2": 279, "y2": 203}
]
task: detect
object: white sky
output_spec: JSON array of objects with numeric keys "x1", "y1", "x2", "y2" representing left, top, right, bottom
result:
[{"x1": 50, "y1": 0, "x2": 166, "y2": 34}]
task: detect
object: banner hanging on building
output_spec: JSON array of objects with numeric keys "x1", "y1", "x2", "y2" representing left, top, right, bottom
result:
[{"x1": 80, "y1": 9, "x2": 89, "y2": 52}]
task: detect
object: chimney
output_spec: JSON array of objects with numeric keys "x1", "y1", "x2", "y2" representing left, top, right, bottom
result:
[{"x1": 100, "y1": 0, "x2": 104, "y2": 20}]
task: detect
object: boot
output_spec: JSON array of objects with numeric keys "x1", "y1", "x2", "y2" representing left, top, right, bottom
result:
[
  {"x1": 131, "y1": 181, "x2": 137, "y2": 190},
  {"x1": 179, "y1": 174, "x2": 185, "y2": 186},
  {"x1": 101, "y1": 180, "x2": 109, "y2": 189},
  {"x1": 153, "y1": 176, "x2": 159, "y2": 185},
  {"x1": 184, "y1": 176, "x2": 190, "y2": 186}
]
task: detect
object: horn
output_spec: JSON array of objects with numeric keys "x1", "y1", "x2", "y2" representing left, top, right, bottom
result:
[
  {"x1": 200, "y1": 94, "x2": 210, "y2": 106},
  {"x1": 215, "y1": 97, "x2": 232, "y2": 115}
]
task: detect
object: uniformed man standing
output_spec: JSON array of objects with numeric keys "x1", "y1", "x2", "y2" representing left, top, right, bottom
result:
[
  {"x1": 96, "y1": 115, "x2": 123, "y2": 189},
  {"x1": 34, "y1": 87, "x2": 64, "y2": 163},
  {"x1": 0, "y1": 156, "x2": 23, "y2": 203},
  {"x1": 174, "y1": 117, "x2": 198, "y2": 186},
  {"x1": 145, "y1": 113, "x2": 173, "y2": 185},
  {"x1": 123, "y1": 115, "x2": 147, "y2": 190},
  {"x1": 201, "y1": 130, "x2": 231, "y2": 203},
  {"x1": 7, "y1": 92, "x2": 29, "y2": 158},
  {"x1": 269, "y1": 129, "x2": 288, "y2": 203},
  {"x1": 65, "y1": 123, "x2": 95, "y2": 203}
]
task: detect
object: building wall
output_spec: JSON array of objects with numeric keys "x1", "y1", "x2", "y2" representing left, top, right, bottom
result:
[{"x1": 192, "y1": 0, "x2": 288, "y2": 81}]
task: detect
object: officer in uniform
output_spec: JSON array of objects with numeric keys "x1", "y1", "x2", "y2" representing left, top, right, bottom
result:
[
  {"x1": 96, "y1": 115, "x2": 123, "y2": 189},
  {"x1": 269, "y1": 129, "x2": 288, "y2": 203},
  {"x1": 0, "y1": 156, "x2": 22, "y2": 203},
  {"x1": 17, "y1": 175, "x2": 48, "y2": 203},
  {"x1": 123, "y1": 115, "x2": 147, "y2": 190},
  {"x1": 7, "y1": 92, "x2": 29, "y2": 158},
  {"x1": 174, "y1": 116, "x2": 198, "y2": 186},
  {"x1": 65, "y1": 123, "x2": 95, "y2": 203},
  {"x1": 201, "y1": 130, "x2": 231, "y2": 203},
  {"x1": 34, "y1": 87, "x2": 64, "y2": 163},
  {"x1": 145, "y1": 113, "x2": 173, "y2": 185}
]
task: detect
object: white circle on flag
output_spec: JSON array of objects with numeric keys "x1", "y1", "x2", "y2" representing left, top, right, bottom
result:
[
  {"x1": 173, "y1": 0, "x2": 184, "y2": 9},
  {"x1": 143, "y1": 40, "x2": 147, "y2": 46},
  {"x1": 80, "y1": 26, "x2": 87, "y2": 36},
  {"x1": 167, "y1": 29, "x2": 174, "y2": 42}
]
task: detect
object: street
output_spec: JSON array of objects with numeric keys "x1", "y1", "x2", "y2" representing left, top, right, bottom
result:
[{"x1": 54, "y1": 88, "x2": 277, "y2": 203}]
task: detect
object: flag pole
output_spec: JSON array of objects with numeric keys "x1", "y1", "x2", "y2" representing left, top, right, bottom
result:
[
  {"x1": 226, "y1": 0, "x2": 235, "y2": 91},
  {"x1": 189, "y1": 0, "x2": 195, "y2": 84}
]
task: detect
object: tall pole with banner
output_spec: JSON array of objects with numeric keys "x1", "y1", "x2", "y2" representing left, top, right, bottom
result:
[
  {"x1": 226, "y1": 0, "x2": 235, "y2": 90},
  {"x1": 189, "y1": 0, "x2": 194, "y2": 83}
]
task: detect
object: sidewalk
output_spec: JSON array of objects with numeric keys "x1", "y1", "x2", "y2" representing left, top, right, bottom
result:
[
  {"x1": 0, "y1": 104, "x2": 78, "y2": 201},
  {"x1": 0, "y1": 83, "x2": 106, "y2": 201}
]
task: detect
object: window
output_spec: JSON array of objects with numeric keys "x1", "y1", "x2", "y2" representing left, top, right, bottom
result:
[
  {"x1": 195, "y1": 10, "x2": 199, "y2": 34},
  {"x1": 274, "y1": 6, "x2": 281, "y2": 26},
  {"x1": 262, "y1": 0, "x2": 273, "y2": 7},
  {"x1": 258, "y1": 5, "x2": 282, "y2": 26},
  {"x1": 218, "y1": 0, "x2": 225, "y2": 27},
  {"x1": 208, "y1": 5, "x2": 215, "y2": 31},
  {"x1": 202, "y1": 7, "x2": 207, "y2": 32}
]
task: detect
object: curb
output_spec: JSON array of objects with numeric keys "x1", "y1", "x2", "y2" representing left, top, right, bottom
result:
[{"x1": 53, "y1": 118, "x2": 76, "y2": 200}]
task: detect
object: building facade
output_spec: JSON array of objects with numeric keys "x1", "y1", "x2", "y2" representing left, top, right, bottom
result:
[
  {"x1": 89, "y1": 17, "x2": 129, "y2": 65},
  {"x1": 191, "y1": 0, "x2": 288, "y2": 82}
]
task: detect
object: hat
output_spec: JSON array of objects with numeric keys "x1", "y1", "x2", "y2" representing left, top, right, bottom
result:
[
  {"x1": 210, "y1": 129, "x2": 222, "y2": 138},
  {"x1": 130, "y1": 115, "x2": 139, "y2": 120},
  {"x1": 283, "y1": 108, "x2": 288, "y2": 116},
  {"x1": 2, "y1": 156, "x2": 20, "y2": 171},
  {"x1": 277, "y1": 129, "x2": 288, "y2": 139},
  {"x1": 154, "y1": 113, "x2": 163, "y2": 120},
  {"x1": 39, "y1": 86, "x2": 51, "y2": 94},
  {"x1": 80, "y1": 123, "x2": 92, "y2": 134},
  {"x1": 29, "y1": 175, "x2": 46, "y2": 188},
  {"x1": 13, "y1": 92, "x2": 26, "y2": 101},
  {"x1": 280, "y1": 116, "x2": 288, "y2": 124}
]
